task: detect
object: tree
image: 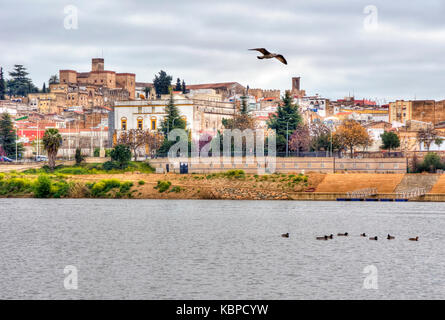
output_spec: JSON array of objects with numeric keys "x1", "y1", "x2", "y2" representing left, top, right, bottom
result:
[
  {"x1": 110, "y1": 144, "x2": 132, "y2": 169},
  {"x1": 0, "y1": 67, "x2": 5, "y2": 100},
  {"x1": 182, "y1": 80, "x2": 187, "y2": 94},
  {"x1": 7, "y1": 64, "x2": 37, "y2": 97},
  {"x1": 0, "y1": 112, "x2": 23, "y2": 158},
  {"x1": 418, "y1": 152, "x2": 443, "y2": 173},
  {"x1": 381, "y1": 131, "x2": 400, "y2": 155},
  {"x1": 153, "y1": 70, "x2": 172, "y2": 97},
  {"x1": 75, "y1": 147, "x2": 85, "y2": 165},
  {"x1": 117, "y1": 129, "x2": 162, "y2": 160},
  {"x1": 435, "y1": 137, "x2": 443, "y2": 150},
  {"x1": 417, "y1": 127, "x2": 438, "y2": 151},
  {"x1": 160, "y1": 95, "x2": 186, "y2": 136},
  {"x1": 49, "y1": 74, "x2": 59, "y2": 85},
  {"x1": 289, "y1": 124, "x2": 311, "y2": 154},
  {"x1": 42, "y1": 82, "x2": 47, "y2": 93},
  {"x1": 144, "y1": 86, "x2": 151, "y2": 99},
  {"x1": 334, "y1": 120, "x2": 372, "y2": 158},
  {"x1": 222, "y1": 98, "x2": 256, "y2": 131},
  {"x1": 175, "y1": 78, "x2": 182, "y2": 91},
  {"x1": 42, "y1": 128, "x2": 62, "y2": 170},
  {"x1": 267, "y1": 91, "x2": 303, "y2": 152}
]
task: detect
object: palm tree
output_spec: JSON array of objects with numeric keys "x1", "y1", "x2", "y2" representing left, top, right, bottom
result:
[
  {"x1": 43, "y1": 128, "x2": 62, "y2": 170},
  {"x1": 49, "y1": 74, "x2": 59, "y2": 85}
]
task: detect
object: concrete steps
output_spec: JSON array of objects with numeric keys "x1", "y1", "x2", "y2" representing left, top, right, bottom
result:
[
  {"x1": 394, "y1": 174, "x2": 440, "y2": 193},
  {"x1": 315, "y1": 174, "x2": 404, "y2": 193}
]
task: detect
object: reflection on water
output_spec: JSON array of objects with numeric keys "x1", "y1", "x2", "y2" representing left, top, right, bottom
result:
[{"x1": 0, "y1": 199, "x2": 444, "y2": 299}]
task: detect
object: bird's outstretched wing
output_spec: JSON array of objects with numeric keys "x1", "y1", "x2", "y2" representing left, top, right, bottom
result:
[
  {"x1": 275, "y1": 55, "x2": 287, "y2": 65},
  {"x1": 249, "y1": 48, "x2": 270, "y2": 55}
]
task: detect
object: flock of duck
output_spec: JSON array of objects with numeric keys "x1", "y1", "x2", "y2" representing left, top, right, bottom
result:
[{"x1": 281, "y1": 232, "x2": 419, "y2": 241}]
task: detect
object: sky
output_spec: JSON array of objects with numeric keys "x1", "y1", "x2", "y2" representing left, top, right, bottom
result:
[{"x1": 1, "y1": 0, "x2": 445, "y2": 103}]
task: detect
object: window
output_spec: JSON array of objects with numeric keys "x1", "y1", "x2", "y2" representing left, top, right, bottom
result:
[
  {"x1": 151, "y1": 117, "x2": 157, "y2": 130},
  {"x1": 152, "y1": 107, "x2": 155, "y2": 113},
  {"x1": 137, "y1": 118, "x2": 143, "y2": 130},
  {"x1": 138, "y1": 107, "x2": 142, "y2": 113},
  {"x1": 121, "y1": 117, "x2": 127, "y2": 130}
]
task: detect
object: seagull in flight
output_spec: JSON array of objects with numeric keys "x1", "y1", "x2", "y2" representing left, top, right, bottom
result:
[{"x1": 249, "y1": 48, "x2": 287, "y2": 65}]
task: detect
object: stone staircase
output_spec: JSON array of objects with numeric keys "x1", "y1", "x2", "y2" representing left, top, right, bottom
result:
[
  {"x1": 394, "y1": 174, "x2": 440, "y2": 193},
  {"x1": 315, "y1": 174, "x2": 404, "y2": 193}
]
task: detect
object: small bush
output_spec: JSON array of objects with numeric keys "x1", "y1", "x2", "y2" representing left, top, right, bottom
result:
[
  {"x1": 119, "y1": 181, "x2": 133, "y2": 194},
  {"x1": 103, "y1": 161, "x2": 119, "y2": 171},
  {"x1": 94, "y1": 148, "x2": 100, "y2": 157},
  {"x1": 138, "y1": 180, "x2": 145, "y2": 185},
  {"x1": 91, "y1": 179, "x2": 121, "y2": 197},
  {"x1": 155, "y1": 180, "x2": 171, "y2": 193},
  {"x1": 51, "y1": 181, "x2": 70, "y2": 198},
  {"x1": 170, "y1": 186, "x2": 181, "y2": 193},
  {"x1": 34, "y1": 175, "x2": 52, "y2": 198}
]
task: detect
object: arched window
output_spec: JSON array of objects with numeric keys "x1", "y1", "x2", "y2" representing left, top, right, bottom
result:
[
  {"x1": 121, "y1": 117, "x2": 127, "y2": 130},
  {"x1": 150, "y1": 116, "x2": 157, "y2": 130},
  {"x1": 137, "y1": 117, "x2": 143, "y2": 130}
]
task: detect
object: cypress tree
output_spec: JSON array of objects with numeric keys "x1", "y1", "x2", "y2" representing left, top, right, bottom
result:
[
  {"x1": 182, "y1": 80, "x2": 186, "y2": 94},
  {"x1": 0, "y1": 112, "x2": 23, "y2": 158},
  {"x1": 160, "y1": 95, "x2": 186, "y2": 136},
  {"x1": 0, "y1": 67, "x2": 5, "y2": 100},
  {"x1": 175, "y1": 78, "x2": 182, "y2": 91}
]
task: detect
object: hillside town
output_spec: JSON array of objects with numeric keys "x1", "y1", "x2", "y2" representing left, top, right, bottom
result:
[{"x1": 1, "y1": 58, "x2": 445, "y2": 169}]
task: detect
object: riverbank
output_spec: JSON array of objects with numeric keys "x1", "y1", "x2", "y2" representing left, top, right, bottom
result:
[{"x1": 2, "y1": 164, "x2": 445, "y2": 201}]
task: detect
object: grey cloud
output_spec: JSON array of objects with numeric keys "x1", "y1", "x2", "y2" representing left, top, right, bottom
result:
[{"x1": 1, "y1": 0, "x2": 445, "y2": 101}]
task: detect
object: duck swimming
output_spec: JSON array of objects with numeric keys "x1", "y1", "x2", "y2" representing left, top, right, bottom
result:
[
  {"x1": 328, "y1": 234, "x2": 334, "y2": 239},
  {"x1": 387, "y1": 234, "x2": 395, "y2": 240},
  {"x1": 360, "y1": 233, "x2": 366, "y2": 237},
  {"x1": 281, "y1": 233, "x2": 289, "y2": 238},
  {"x1": 316, "y1": 235, "x2": 328, "y2": 240},
  {"x1": 369, "y1": 236, "x2": 378, "y2": 240},
  {"x1": 337, "y1": 232, "x2": 348, "y2": 236},
  {"x1": 409, "y1": 236, "x2": 419, "y2": 241}
]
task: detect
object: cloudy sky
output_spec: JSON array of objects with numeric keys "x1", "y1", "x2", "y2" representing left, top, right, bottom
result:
[{"x1": 1, "y1": 0, "x2": 445, "y2": 103}]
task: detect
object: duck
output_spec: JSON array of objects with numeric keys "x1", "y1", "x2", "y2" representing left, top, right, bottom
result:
[
  {"x1": 409, "y1": 236, "x2": 419, "y2": 241},
  {"x1": 328, "y1": 234, "x2": 334, "y2": 239},
  {"x1": 337, "y1": 232, "x2": 348, "y2": 236},
  {"x1": 369, "y1": 236, "x2": 378, "y2": 240},
  {"x1": 281, "y1": 233, "x2": 289, "y2": 238},
  {"x1": 387, "y1": 234, "x2": 395, "y2": 240},
  {"x1": 360, "y1": 233, "x2": 367, "y2": 237},
  {"x1": 316, "y1": 235, "x2": 328, "y2": 240}
]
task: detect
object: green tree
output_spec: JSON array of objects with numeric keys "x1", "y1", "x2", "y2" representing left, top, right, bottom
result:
[
  {"x1": 0, "y1": 67, "x2": 6, "y2": 100},
  {"x1": 144, "y1": 86, "x2": 151, "y2": 99},
  {"x1": 42, "y1": 128, "x2": 62, "y2": 170},
  {"x1": 418, "y1": 152, "x2": 443, "y2": 173},
  {"x1": 7, "y1": 64, "x2": 37, "y2": 97},
  {"x1": 381, "y1": 131, "x2": 400, "y2": 155},
  {"x1": 153, "y1": 70, "x2": 172, "y2": 97},
  {"x1": 49, "y1": 74, "x2": 59, "y2": 85},
  {"x1": 75, "y1": 147, "x2": 85, "y2": 165},
  {"x1": 110, "y1": 144, "x2": 132, "y2": 169},
  {"x1": 42, "y1": 82, "x2": 47, "y2": 93},
  {"x1": 267, "y1": 91, "x2": 302, "y2": 152},
  {"x1": 175, "y1": 78, "x2": 182, "y2": 91},
  {"x1": 435, "y1": 137, "x2": 443, "y2": 150},
  {"x1": 182, "y1": 80, "x2": 187, "y2": 94},
  {"x1": 0, "y1": 112, "x2": 23, "y2": 158},
  {"x1": 160, "y1": 95, "x2": 186, "y2": 136}
]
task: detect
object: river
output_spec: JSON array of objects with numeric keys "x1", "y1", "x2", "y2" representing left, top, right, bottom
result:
[{"x1": 0, "y1": 199, "x2": 444, "y2": 299}]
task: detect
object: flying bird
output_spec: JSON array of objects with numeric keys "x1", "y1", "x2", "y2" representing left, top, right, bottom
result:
[{"x1": 249, "y1": 48, "x2": 287, "y2": 65}]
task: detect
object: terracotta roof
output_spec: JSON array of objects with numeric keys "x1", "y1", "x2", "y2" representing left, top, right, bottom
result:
[{"x1": 187, "y1": 82, "x2": 243, "y2": 90}]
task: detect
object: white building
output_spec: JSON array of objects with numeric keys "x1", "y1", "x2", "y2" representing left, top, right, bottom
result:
[{"x1": 112, "y1": 93, "x2": 236, "y2": 139}]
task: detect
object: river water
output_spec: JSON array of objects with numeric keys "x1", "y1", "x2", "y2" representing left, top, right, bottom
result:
[{"x1": 0, "y1": 199, "x2": 444, "y2": 299}]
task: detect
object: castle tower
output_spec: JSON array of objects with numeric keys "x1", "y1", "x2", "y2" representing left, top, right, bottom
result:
[
  {"x1": 92, "y1": 58, "x2": 104, "y2": 72},
  {"x1": 292, "y1": 77, "x2": 300, "y2": 91}
]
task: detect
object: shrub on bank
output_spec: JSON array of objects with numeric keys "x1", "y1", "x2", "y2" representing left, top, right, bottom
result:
[
  {"x1": 155, "y1": 180, "x2": 171, "y2": 193},
  {"x1": 0, "y1": 177, "x2": 34, "y2": 195},
  {"x1": 34, "y1": 175, "x2": 52, "y2": 198}
]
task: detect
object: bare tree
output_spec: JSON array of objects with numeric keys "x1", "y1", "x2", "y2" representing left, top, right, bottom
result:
[
  {"x1": 417, "y1": 127, "x2": 438, "y2": 151},
  {"x1": 117, "y1": 129, "x2": 164, "y2": 160}
]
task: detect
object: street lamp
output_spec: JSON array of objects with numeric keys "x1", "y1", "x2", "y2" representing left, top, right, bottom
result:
[{"x1": 286, "y1": 117, "x2": 293, "y2": 157}]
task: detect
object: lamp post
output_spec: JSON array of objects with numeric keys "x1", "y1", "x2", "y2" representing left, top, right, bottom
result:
[{"x1": 286, "y1": 117, "x2": 293, "y2": 157}]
